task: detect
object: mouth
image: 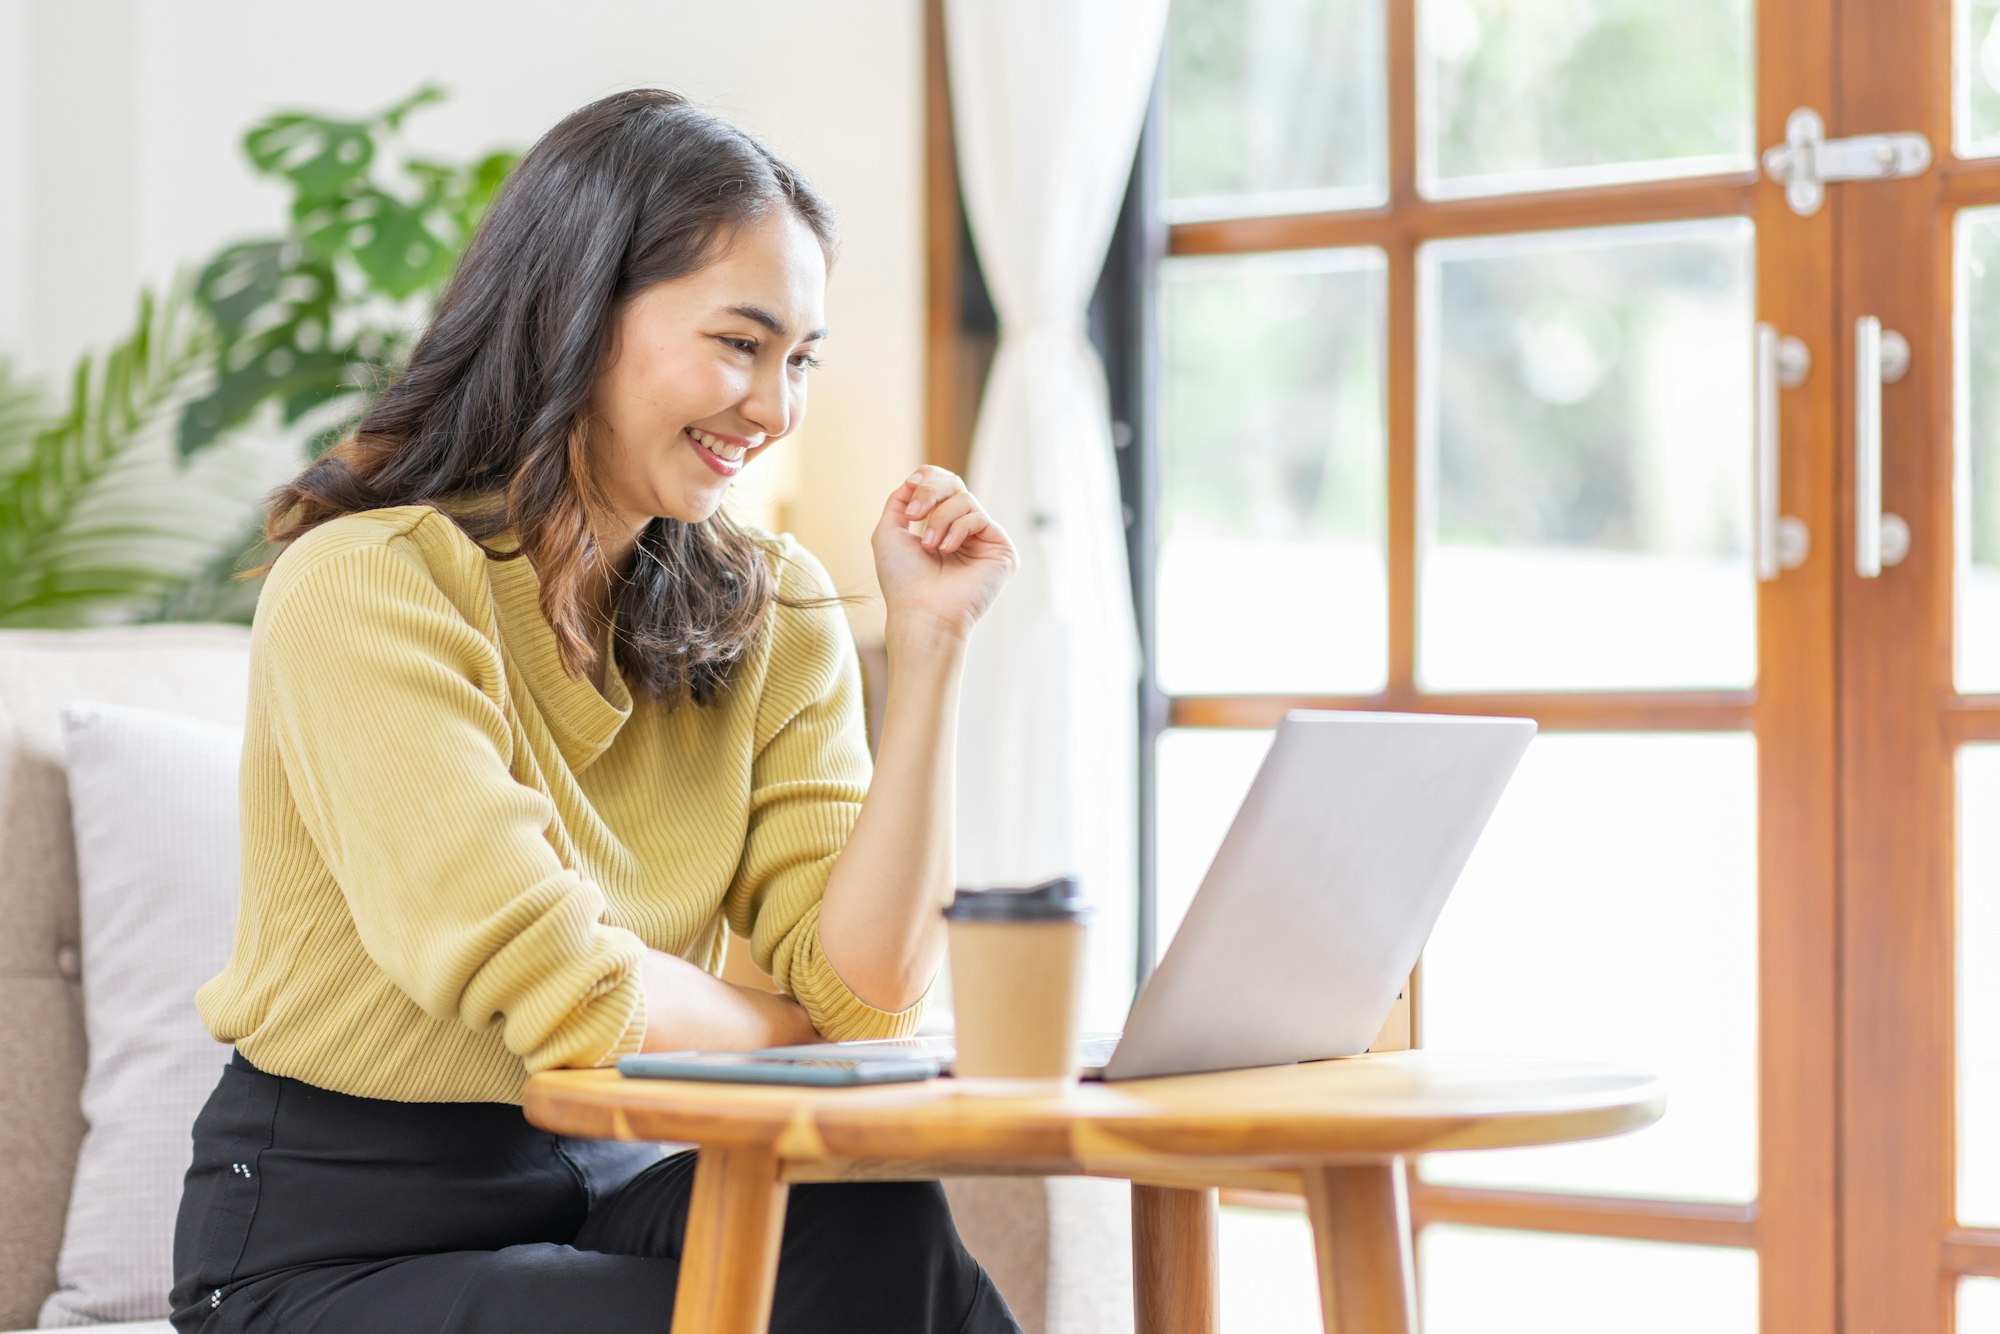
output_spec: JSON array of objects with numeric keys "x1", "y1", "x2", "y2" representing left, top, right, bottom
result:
[{"x1": 684, "y1": 426, "x2": 752, "y2": 477}]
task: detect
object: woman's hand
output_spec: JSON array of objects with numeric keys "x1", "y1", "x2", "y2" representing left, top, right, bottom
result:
[
  {"x1": 637, "y1": 949, "x2": 819, "y2": 1053},
  {"x1": 871, "y1": 465, "x2": 1018, "y2": 644}
]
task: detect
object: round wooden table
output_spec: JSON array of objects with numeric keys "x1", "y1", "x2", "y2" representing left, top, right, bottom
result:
[{"x1": 524, "y1": 1049, "x2": 1663, "y2": 1334}]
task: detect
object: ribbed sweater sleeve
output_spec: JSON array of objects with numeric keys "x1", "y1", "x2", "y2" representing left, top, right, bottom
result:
[
  {"x1": 255, "y1": 537, "x2": 649, "y2": 1075},
  {"x1": 724, "y1": 543, "x2": 934, "y2": 1041}
]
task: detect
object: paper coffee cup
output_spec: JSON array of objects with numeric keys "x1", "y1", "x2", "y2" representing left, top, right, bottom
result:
[{"x1": 942, "y1": 876, "x2": 1092, "y2": 1096}]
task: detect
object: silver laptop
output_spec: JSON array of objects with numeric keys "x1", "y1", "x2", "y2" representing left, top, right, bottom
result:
[{"x1": 761, "y1": 709, "x2": 1535, "y2": 1082}]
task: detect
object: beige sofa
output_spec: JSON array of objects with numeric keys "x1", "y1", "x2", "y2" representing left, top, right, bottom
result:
[{"x1": 0, "y1": 623, "x2": 1131, "y2": 1334}]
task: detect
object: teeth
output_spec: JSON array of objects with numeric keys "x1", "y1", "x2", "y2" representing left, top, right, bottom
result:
[{"x1": 688, "y1": 428, "x2": 747, "y2": 463}]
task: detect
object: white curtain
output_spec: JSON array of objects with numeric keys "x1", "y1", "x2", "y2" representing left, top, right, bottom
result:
[{"x1": 943, "y1": 0, "x2": 1168, "y2": 1030}]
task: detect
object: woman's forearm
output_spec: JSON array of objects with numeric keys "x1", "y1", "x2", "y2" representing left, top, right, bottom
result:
[
  {"x1": 635, "y1": 948, "x2": 818, "y2": 1052},
  {"x1": 815, "y1": 617, "x2": 966, "y2": 1011}
]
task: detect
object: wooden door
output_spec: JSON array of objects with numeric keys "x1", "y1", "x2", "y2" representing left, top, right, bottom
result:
[{"x1": 1836, "y1": 0, "x2": 2000, "y2": 1327}]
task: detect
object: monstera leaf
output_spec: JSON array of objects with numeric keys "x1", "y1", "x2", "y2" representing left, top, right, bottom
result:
[
  {"x1": 175, "y1": 86, "x2": 517, "y2": 461},
  {"x1": 245, "y1": 83, "x2": 442, "y2": 205},
  {"x1": 177, "y1": 239, "x2": 358, "y2": 459}
]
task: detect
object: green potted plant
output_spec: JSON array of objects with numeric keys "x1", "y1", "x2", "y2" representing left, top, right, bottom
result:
[{"x1": 0, "y1": 84, "x2": 517, "y2": 628}]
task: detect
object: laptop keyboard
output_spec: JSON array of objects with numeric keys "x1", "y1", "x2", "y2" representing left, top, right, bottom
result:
[
  {"x1": 759, "y1": 1032, "x2": 1124, "y2": 1069},
  {"x1": 752, "y1": 1032, "x2": 1128, "y2": 1072}
]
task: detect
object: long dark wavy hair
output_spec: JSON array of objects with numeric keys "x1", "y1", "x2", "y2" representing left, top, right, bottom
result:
[{"x1": 245, "y1": 87, "x2": 847, "y2": 708}]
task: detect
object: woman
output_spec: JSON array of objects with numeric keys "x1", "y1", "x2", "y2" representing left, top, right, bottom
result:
[{"x1": 167, "y1": 88, "x2": 1021, "y2": 1333}]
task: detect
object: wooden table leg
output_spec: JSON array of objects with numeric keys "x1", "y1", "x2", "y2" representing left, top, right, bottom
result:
[
  {"x1": 1131, "y1": 1183, "x2": 1220, "y2": 1334},
  {"x1": 1302, "y1": 1159, "x2": 1418, "y2": 1334},
  {"x1": 670, "y1": 1147, "x2": 789, "y2": 1334}
]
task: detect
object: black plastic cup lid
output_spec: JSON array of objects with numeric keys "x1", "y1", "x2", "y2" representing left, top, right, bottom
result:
[{"x1": 941, "y1": 875, "x2": 1093, "y2": 924}]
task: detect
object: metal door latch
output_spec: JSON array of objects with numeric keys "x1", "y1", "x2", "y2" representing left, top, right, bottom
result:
[{"x1": 1762, "y1": 107, "x2": 1932, "y2": 216}]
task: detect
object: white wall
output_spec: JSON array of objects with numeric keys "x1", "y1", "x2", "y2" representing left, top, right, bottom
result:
[
  {"x1": 1, "y1": 0, "x2": 924, "y2": 639},
  {"x1": 0, "y1": 1, "x2": 30, "y2": 355}
]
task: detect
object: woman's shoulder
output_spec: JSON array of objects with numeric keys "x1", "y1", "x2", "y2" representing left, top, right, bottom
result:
[{"x1": 260, "y1": 504, "x2": 489, "y2": 613}]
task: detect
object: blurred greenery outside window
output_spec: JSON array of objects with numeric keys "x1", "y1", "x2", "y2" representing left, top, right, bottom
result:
[
  {"x1": 1959, "y1": 206, "x2": 2000, "y2": 691},
  {"x1": 1156, "y1": 0, "x2": 1758, "y2": 696},
  {"x1": 1162, "y1": 0, "x2": 1387, "y2": 220},
  {"x1": 1961, "y1": 0, "x2": 2000, "y2": 157},
  {"x1": 1421, "y1": 0, "x2": 1753, "y2": 197}
]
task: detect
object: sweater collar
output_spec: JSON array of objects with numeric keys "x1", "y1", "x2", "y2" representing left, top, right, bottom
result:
[{"x1": 437, "y1": 490, "x2": 633, "y2": 772}]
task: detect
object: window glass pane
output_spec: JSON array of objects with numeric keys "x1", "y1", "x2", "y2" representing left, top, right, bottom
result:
[
  {"x1": 1965, "y1": 1276, "x2": 2000, "y2": 1332},
  {"x1": 1216, "y1": 1204, "x2": 1323, "y2": 1332},
  {"x1": 1419, "y1": 221, "x2": 1755, "y2": 692},
  {"x1": 1164, "y1": 0, "x2": 1386, "y2": 220},
  {"x1": 1158, "y1": 250, "x2": 1387, "y2": 695},
  {"x1": 1959, "y1": 0, "x2": 2000, "y2": 158},
  {"x1": 1958, "y1": 209, "x2": 2000, "y2": 692},
  {"x1": 1154, "y1": 728, "x2": 1274, "y2": 962},
  {"x1": 1419, "y1": 1227, "x2": 1757, "y2": 1334},
  {"x1": 1960, "y1": 746, "x2": 2000, "y2": 1224},
  {"x1": 1419, "y1": 734, "x2": 1758, "y2": 1203},
  {"x1": 1421, "y1": 0, "x2": 1754, "y2": 199}
]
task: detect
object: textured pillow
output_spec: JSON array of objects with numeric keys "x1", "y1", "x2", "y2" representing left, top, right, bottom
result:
[{"x1": 37, "y1": 702, "x2": 241, "y2": 1328}]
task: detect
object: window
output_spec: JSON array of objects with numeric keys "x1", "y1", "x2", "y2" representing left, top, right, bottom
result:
[{"x1": 928, "y1": 0, "x2": 2000, "y2": 1325}]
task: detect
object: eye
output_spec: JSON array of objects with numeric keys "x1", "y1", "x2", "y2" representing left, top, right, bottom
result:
[
  {"x1": 790, "y1": 352, "x2": 823, "y2": 371},
  {"x1": 719, "y1": 337, "x2": 757, "y2": 354}
]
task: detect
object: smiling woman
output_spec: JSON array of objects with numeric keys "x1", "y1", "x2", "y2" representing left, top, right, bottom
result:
[
  {"x1": 169, "y1": 87, "x2": 1021, "y2": 1334},
  {"x1": 248, "y1": 89, "x2": 850, "y2": 710}
]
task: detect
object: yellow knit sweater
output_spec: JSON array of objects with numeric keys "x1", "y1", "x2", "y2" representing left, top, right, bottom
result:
[{"x1": 194, "y1": 499, "x2": 930, "y2": 1104}]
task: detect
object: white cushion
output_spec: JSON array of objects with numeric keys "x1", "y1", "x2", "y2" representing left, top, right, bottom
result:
[{"x1": 36, "y1": 703, "x2": 239, "y2": 1328}]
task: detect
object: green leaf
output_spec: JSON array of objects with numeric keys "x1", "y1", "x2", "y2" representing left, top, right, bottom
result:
[
  {"x1": 293, "y1": 189, "x2": 367, "y2": 266},
  {"x1": 0, "y1": 360, "x2": 51, "y2": 478},
  {"x1": 244, "y1": 111, "x2": 376, "y2": 204},
  {"x1": 0, "y1": 274, "x2": 220, "y2": 624},
  {"x1": 409, "y1": 150, "x2": 519, "y2": 250},
  {"x1": 178, "y1": 346, "x2": 353, "y2": 460},
  {"x1": 348, "y1": 190, "x2": 453, "y2": 299},
  {"x1": 460, "y1": 150, "x2": 520, "y2": 230},
  {"x1": 280, "y1": 377, "x2": 361, "y2": 427},
  {"x1": 401, "y1": 157, "x2": 458, "y2": 211},
  {"x1": 193, "y1": 239, "x2": 291, "y2": 342},
  {"x1": 378, "y1": 83, "x2": 448, "y2": 132},
  {"x1": 182, "y1": 247, "x2": 343, "y2": 458}
]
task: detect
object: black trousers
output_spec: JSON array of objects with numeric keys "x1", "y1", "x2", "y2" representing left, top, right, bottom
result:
[{"x1": 169, "y1": 1049, "x2": 1022, "y2": 1334}]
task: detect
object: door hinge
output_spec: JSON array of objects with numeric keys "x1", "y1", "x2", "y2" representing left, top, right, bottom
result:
[{"x1": 1762, "y1": 107, "x2": 1932, "y2": 217}]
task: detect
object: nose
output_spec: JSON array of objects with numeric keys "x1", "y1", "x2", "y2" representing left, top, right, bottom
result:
[{"x1": 739, "y1": 358, "x2": 796, "y2": 441}]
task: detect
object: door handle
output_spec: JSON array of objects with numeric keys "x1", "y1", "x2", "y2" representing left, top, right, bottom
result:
[
  {"x1": 1754, "y1": 322, "x2": 1811, "y2": 581},
  {"x1": 1854, "y1": 315, "x2": 1912, "y2": 578}
]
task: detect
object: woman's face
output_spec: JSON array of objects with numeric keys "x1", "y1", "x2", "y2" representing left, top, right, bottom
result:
[{"x1": 585, "y1": 208, "x2": 827, "y2": 554}]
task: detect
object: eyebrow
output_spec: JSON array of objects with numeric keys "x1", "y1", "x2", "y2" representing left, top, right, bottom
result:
[{"x1": 723, "y1": 304, "x2": 827, "y2": 342}]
